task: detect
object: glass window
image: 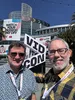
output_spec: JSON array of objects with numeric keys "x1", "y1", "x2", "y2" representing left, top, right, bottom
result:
[
  {"x1": 50, "y1": 28, "x2": 53, "y2": 32},
  {"x1": 47, "y1": 29, "x2": 49, "y2": 33},
  {"x1": 54, "y1": 28, "x2": 57, "y2": 32},
  {"x1": 66, "y1": 27, "x2": 69, "y2": 31},
  {"x1": 62, "y1": 27, "x2": 65, "y2": 32},
  {"x1": 58, "y1": 28, "x2": 61, "y2": 32}
]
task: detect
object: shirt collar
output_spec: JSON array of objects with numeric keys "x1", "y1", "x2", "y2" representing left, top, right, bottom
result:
[
  {"x1": 5, "y1": 63, "x2": 24, "y2": 74},
  {"x1": 58, "y1": 63, "x2": 74, "y2": 79}
]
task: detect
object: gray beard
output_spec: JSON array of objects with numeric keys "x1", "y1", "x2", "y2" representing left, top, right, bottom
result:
[{"x1": 52, "y1": 59, "x2": 69, "y2": 74}]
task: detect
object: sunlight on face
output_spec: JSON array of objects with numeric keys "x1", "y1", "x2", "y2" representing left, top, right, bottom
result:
[
  {"x1": 48, "y1": 40, "x2": 71, "y2": 73},
  {"x1": 53, "y1": 54, "x2": 70, "y2": 71}
]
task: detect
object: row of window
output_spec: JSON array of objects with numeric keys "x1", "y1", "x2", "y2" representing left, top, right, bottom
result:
[{"x1": 36, "y1": 26, "x2": 70, "y2": 35}]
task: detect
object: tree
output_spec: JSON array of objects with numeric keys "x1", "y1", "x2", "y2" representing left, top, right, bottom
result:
[
  {"x1": 57, "y1": 28, "x2": 75, "y2": 64},
  {"x1": 58, "y1": 28, "x2": 75, "y2": 48}
]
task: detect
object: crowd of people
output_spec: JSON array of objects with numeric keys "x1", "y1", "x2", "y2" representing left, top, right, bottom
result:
[{"x1": 0, "y1": 28, "x2": 75, "y2": 100}]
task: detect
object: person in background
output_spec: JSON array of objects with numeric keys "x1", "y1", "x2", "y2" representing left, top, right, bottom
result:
[
  {"x1": 0, "y1": 26, "x2": 6, "y2": 41},
  {"x1": 0, "y1": 41, "x2": 37, "y2": 100},
  {"x1": 41, "y1": 38, "x2": 75, "y2": 100}
]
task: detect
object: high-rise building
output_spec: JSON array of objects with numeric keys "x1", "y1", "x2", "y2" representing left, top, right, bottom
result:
[
  {"x1": 9, "y1": 11, "x2": 21, "y2": 19},
  {"x1": 21, "y1": 3, "x2": 32, "y2": 18},
  {"x1": 9, "y1": 3, "x2": 32, "y2": 19},
  {"x1": 8, "y1": 3, "x2": 50, "y2": 37}
]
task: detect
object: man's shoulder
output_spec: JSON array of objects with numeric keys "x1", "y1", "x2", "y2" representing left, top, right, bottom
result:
[
  {"x1": 0, "y1": 63, "x2": 7, "y2": 70},
  {"x1": 0, "y1": 63, "x2": 9, "y2": 73}
]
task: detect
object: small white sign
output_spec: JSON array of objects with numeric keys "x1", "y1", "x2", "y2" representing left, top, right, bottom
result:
[{"x1": 3, "y1": 19, "x2": 21, "y2": 41}]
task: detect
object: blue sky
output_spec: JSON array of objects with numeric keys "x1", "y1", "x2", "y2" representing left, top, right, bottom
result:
[{"x1": 0, "y1": 0, "x2": 75, "y2": 26}]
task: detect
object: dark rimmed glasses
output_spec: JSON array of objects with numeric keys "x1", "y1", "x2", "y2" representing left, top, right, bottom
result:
[
  {"x1": 10, "y1": 52, "x2": 25, "y2": 59},
  {"x1": 48, "y1": 48, "x2": 68, "y2": 56}
]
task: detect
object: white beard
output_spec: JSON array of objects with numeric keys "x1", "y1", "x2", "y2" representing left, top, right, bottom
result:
[{"x1": 52, "y1": 57, "x2": 70, "y2": 74}]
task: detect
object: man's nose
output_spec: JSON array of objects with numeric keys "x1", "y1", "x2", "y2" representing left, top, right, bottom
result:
[
  {"x1": 15, "y1": 54, "x2": 20, "y2": 58},
  {"x1": 54, "y1": 51, "x2": 60, "y2": 56}
]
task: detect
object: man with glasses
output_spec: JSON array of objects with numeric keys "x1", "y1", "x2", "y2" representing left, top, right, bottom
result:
[
  {"x1": 0, "y1": 41, "x2": 37, "y2": 100},
  {"x1": 41, "y1": 38, "x2": 75, "y2": 100}
]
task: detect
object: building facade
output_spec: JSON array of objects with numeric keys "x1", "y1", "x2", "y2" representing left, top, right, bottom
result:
[
  {"x1": 9, "y1": 3, "x2": 32, "y2": 18},
  {"x1": 36, "y1": 24, "x2": 70, "y2": 35},
  {"x1": 8, "y1": 3, "x2": 50, "y2": 37}
]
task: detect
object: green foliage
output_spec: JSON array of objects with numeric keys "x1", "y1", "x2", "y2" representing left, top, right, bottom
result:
[
  {"x1": 58, "y1": 27, "x2": 75, "y2": 49},
  {"x1": 57, "y1": 27, "x2": 75, "y2": 64}
]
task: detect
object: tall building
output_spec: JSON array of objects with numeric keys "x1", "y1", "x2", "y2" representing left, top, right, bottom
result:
[
  {"x1": 21, "y1": 3, "x2": 32, "y2": 18},
  {"x1": 8, "y1": 3, "x2": 50, "y2": 37},
  {"x1": 9, "y1": 3, "x2": 32, "y2": 19},
  {"x1": 9, "y1": 11, "x2": 21, "y2": 19}
]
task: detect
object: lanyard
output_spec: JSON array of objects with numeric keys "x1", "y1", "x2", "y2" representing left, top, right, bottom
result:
[
  {"x1": 10, "y1": 72, "x2": 23, "y2": 98},
  {"x1": 42, "y1": 65, "x2": 74, "y2": 99}
]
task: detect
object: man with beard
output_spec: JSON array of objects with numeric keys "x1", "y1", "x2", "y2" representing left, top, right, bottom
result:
[
  {"x1": 0, "y1": 41, "x2": 37, "y2": 100},
  {"x1": 41, "y1": 38, "x2": 75, "y2": 100}
]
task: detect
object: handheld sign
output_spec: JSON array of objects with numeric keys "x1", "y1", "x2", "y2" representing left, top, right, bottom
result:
[
  {"x1": 24, "y1": 34, "x2": 46, "y2": 69},
  {"x1": 24, "y1": 34, "x2": 46, "y2": 53}
]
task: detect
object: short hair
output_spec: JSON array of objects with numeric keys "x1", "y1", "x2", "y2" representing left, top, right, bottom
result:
[
  {"x1": 48, "y1": 37, "x2": 70, "y2": 50},
  {"x1": 8, "y1": 41, "x2": 26, "y2": 54}
]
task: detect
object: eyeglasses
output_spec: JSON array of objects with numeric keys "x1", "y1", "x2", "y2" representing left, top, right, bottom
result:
[
  {"x1": 48, "y1": 48, "x2": 68, "y2": 56},
  {"x1": 10, "y1": 52, "x2": 25, "y2": 58}
]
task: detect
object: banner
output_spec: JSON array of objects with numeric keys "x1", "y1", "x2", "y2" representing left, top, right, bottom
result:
[
  {"x1": 24, "y1": 34, "x2": 46, "y2": 53},
  {"x1": 3, "y1": 19, "x2": 21, "y2": 40},
  {"x1": 24, "y1": 53, "x2": 46, "y2": 69},
  {"x1": 35, "y1": 36, "x2": 51, "y2": 47},
  {"x1": 24, "y1": 34, "x2": 46, "y2": 69}
]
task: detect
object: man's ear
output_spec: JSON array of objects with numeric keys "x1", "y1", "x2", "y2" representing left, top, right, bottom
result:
[{"x1": 69, "y1": 49, "x2": 72, "y2": 57}]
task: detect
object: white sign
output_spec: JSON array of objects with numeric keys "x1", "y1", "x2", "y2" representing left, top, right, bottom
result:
[
  {"x1": 24, "y1": 34, "x2": 46, "y2": 69},
  {"x1": 24, "y1": 53, "x2": 46, "y2": 69},
  {"x1": 3, "y1": 19, "x2": 21, "y2": 40},
  {"x1": 35, "y1": 36, "x2": 51, "y2": 47},
  {"x1": 24, "y1": 34, "x2": 46, "y2": 53}
]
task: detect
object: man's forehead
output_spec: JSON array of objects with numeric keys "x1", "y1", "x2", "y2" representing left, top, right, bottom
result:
[
  {"x1": 51, "y1": 40, "x2": 65, "y2": 44},
  {"x1": 10, "y1": 46, "x2": 24, "y2": 51},
  {"x1": 50, "y1": 40, "x2": 66, "y2": 48}
]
